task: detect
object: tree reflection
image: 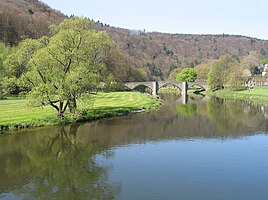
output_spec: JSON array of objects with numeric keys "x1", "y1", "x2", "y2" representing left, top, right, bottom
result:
[
  {"x1": 206, "y1": 97, "x2": 264, "y2": 133},
  {"x1": 5, "y1": 125, "x2": 120, "y2": 200},
  {"x1": 176, "y1": 104, "x2": 197, "y2": 117}
]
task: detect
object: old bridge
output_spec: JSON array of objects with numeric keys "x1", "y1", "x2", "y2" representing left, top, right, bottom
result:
[{"x1": 124, "y1": 81, "x2": 208, "y2": 96}]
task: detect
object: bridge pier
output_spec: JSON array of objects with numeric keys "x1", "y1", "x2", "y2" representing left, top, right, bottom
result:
[
  {"x1": 152, "y1": 81, "x2": 158, "y2": 96},
  {"x1": 181, "y1": 82, "x2": 188, "y2": 96},
  {"x1": 181, "y1": 93, "x2": 188, "y2": 104}
]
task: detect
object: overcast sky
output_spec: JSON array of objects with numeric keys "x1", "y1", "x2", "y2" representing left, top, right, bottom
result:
[{"x1": 42, "y1": 0, "x2": 268, "y2": 40}]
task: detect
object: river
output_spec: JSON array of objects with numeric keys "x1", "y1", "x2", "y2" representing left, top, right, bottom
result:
[{"x1": 0, "y1": 94, "x2": 268, "y2": 200}]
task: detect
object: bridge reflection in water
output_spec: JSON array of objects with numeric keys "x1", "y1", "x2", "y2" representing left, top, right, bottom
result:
[{"x1": 178, "y1": 93, "x2": 210, "y2": 104}]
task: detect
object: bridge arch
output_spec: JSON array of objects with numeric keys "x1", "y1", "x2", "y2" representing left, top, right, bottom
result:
[
  {"x1": 124, "y1": 82, "x2": 158, "y2": 95},
  {"x1": 125, "y1": 81, "x2": 207, "y2": 96},
  {"x1": 187, "y1": 82, "x2": 208, "y2": 91},
  {"x1": 132, "y1": 84, "x2": 153, "y2": 93},
  {"x1": 158, "y1": 81, "x2": 183, "y2": 91}
]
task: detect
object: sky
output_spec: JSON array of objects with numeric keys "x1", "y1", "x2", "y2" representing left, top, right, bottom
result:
[{"x1": 41, "y1": 0, "x2": 268, "y2": 40}]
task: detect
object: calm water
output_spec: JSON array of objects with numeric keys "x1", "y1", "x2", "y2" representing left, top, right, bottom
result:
[{"x1": 1, "y1": 94, "x2": 268, "y2": 200}]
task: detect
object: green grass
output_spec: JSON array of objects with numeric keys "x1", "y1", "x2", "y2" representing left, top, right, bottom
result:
[
  {"x1": 0, "y1": 92, "x2": 161, "y2": 131},
  {"x1": 0, "y1": 98, "x2": 56, "y2": 126},
  {"x1": 205, "y1": 87, "x2": 268, "y2": 103}
]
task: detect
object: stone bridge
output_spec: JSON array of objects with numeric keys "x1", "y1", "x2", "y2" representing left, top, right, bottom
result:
[{"x1": 124, "y1": 81, "x2": 208, "y2": 96}]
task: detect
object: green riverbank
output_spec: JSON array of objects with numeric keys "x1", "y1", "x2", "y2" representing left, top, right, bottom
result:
[
  {"x1": 0, "y1": 92, "x2": 162, "y2": 132},
  {"x1": 205, "y1": 87, "x2": 268, "y2": 104}
]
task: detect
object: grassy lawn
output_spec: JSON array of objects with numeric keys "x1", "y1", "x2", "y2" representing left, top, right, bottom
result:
[
  {"x1": 205, "y1": 87, "x2": 268, "y2": 103},
  {"x1": 0, "y1": 92, "x2": 161, "y2": 130},
  {"x1": 0, "y1": 98, "x2": 55, "y2": 126}
]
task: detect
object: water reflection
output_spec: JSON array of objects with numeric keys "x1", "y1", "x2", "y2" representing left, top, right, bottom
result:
[
  {"x1": 1, "y1": 94, "x2": 268, "y2": 199},
  {"x1": 0, "y1": 125, "x2": 120, "y2": 199},
  {"x1": 176, "y1": 104, "x2": 197, "y2": 117}
]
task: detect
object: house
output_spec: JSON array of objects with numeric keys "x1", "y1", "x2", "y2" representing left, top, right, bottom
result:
[{"x1": 261, "y1": 63, "x2": 268, "y2": 76}]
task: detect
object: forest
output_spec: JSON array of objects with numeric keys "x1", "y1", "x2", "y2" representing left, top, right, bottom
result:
[{"x1": 1, "y1": 0, "x2": 268, "y2": 82}]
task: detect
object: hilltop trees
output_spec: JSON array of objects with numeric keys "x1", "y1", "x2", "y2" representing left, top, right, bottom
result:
[
  {"x1": 0, "y1": 43, "x2": 6, "y2": 99},
  {"x1": 176, "y1": 68, "x2": 197, "y2": 82},
  {"x1": 239, "y1": 51, "x2": 261, "y2": 76},
  {"x1": 198, "y1": 53, "x2": 268, "y2": 91},
  {"x1": 0, "y1": 42, "x2": 17, "y2": 98},
  {"x1": 207, "y1": 55, "x2": 240, "y2": 89},
  {"x1": 195, "y1": 61, "x2": 214, "y2": 82},
  {"x1": 9, "y1": 17, "x2": 116, "y2": 120},
  {"x1": 2, "y1": 39, "x2": 43, "y2": 95}
]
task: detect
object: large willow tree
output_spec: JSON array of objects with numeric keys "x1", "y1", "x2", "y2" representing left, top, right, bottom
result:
[{"x1": 15, "y1": 17, "x2": 116, "y2": 120}]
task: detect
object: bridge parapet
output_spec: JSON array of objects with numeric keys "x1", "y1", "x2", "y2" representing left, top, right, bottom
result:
[
  {"x1": 158, "y1": 81, "x2": 183, "y2": 89},
  {"x1": 124, "y1": 82, "x2": 154, "y2": 90}
]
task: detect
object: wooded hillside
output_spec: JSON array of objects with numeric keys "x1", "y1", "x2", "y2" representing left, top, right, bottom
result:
[
  {"x1": 0, "y1": 0, "x2": 65, "y2": 45},
  {"x1": 1, "y1": 0, "x2": 268, "y2": 80},
  {"x1": 96, "y1": 25, "x2": 268, "y2": 80}
]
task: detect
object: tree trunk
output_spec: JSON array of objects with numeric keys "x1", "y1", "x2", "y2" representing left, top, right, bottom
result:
[
  {"x1": 57, "y1": 112, "x2": 64, "y2": 121},
  {"x1": 68, "y1": 95, "x2": 77, "y2": 114},
  {"x1": 57, "y1": 101, "x2": 64, "y2": 121}
]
